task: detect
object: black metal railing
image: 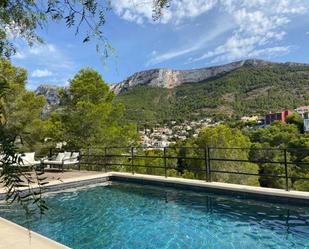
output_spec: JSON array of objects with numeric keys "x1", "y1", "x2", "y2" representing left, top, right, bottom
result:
[{"x1": 50, "y1": 146, "x2": 309, "y2": 191}]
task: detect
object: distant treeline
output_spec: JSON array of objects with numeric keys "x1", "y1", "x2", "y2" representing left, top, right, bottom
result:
[{"x1": 80, "y1": 122, "x2": 309, "y2": 192}]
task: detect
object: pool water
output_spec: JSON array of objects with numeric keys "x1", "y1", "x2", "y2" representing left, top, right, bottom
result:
[{"x1": 0, "y1": 182, "x2": 308, "y2": 249}]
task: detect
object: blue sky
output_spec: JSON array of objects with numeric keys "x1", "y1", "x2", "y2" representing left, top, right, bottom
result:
[{"x1": 8, "y1": 0, "x2": 309, "y2": 90}]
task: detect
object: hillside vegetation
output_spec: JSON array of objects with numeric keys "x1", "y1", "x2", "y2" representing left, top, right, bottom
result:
[{"x1": 115, "y1": 63, "x2": 309, "y2": 123}]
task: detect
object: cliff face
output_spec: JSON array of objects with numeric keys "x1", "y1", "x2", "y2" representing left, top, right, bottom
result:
[
  {"x1": 35, "y1": 84, "x2": 62, "y2": 115},
  {"x1": 35, "y1": 59, "x2": 306, "y2": 102},
  {"x1": 114, "y1": 60, "x2": 309, "y2": 123},
  {"x1": 111, "y1": 59, "x2": 275, "y2": 94},
  {"x1": 35, "y1": 84, "x2": 61, "y2": 105}
]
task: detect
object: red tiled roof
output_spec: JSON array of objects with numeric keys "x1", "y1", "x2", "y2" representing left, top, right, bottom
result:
[{"x1": 296, "y1": 106, "x2": 309, "y2": 109}]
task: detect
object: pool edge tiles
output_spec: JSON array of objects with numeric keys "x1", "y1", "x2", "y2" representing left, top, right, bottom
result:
[
  {"x1": 0, "y1": 173, "x2": 110, "y2": 200},
  {"x1": 0, "y1": 217, "x2": 70, "y2": 249},
  {"x1": 0, "y1": 172, "x2": 309, "y2": 203},
  {"x1": 109, "y1": 172, "x2": 309, "y2": 205}
]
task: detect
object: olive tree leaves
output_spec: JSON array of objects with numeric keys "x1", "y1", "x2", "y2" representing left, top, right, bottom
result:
[
  {"x1": 0, "y1": 132, "x2": 48, "y2": 215},
  {"x1": 0, "y1": 0, "x2": 171, "y2": 59}
]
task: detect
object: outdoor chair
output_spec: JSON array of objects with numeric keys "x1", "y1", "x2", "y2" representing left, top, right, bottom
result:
[
  {"x1": 20, "y1": 152, "x2": 41, "y2": 167},
  {"x1": 0, "y1": 154, "x2": 4, "y2": 168},
  {"x1": 0, "y1": 152, "x2": 41, "y2": 170},
  {"x1": 43, "y1": 151, "x2": 80, "y2": 172}
]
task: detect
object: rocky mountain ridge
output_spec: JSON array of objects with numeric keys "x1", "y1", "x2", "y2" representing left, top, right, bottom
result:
[
  {"x1": 34, "y1": 59, "x2": 308, "y2": 108},
  {"x1": 111, "y1": 59, "x2": 304, "y2": 94},
  {"x1": 35, "y1": 84, "x2": 63, "y2": 114},
  {"x1": 35, "y1": 84, "x2": 62, "y2": 106}
]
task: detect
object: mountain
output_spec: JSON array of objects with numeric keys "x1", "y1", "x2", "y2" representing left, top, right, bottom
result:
[
  {"x1": 34, "y1": 59, "x2": 309, "y2": 123},
  {"x1": 35, "y1": 84, "x2": 61, "y2": 105},
  {"x1": 111, "y1": 59, "x2": 300, "y2": 94},
  {"x1": 35, "y1": 84, "x2": 62, "y2": 114},
  {"x1": 113, "y1": 59, "x2": 309, "y2": 123}
]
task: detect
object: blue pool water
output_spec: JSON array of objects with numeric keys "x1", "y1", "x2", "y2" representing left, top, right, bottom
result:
[{"x1": 0, "y1": 181, "x2": 308, "y2": 249}]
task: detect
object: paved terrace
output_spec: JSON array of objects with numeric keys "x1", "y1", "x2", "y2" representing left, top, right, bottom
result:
[
  {"x1": 0, "y1": 171, "x2": 309, "y2": 249},
  {"x1": 0, "y1": 170, "x2": 101, "y2": 189}
]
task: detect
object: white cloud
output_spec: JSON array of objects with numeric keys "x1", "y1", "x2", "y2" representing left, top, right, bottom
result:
[
  {"x1": 189, "y1": 0, "x2": 309, "y2": 63},
  {"x1": 11, "y1": 42, "x2": 77, "y2": 89},
  {"x1": 31, "y1": 69, "x2": 54, "y2": 78},
  {"x1": 112, "y1": 0, "x2": 308, "y2": 27},
  {"x1": 147, "y1": 19, "x2": 234, "y2": 65},
  {"x1": 23, "y1": 43, "x2": 74, "y2": 70},
  {"x1": 112, "y1": 0, "x2": 152, "y2": 24},
  {"x1": 162, "y1": 0, "x2": 217, "y2": 24},
  {"x1": 143, "y1": 0, "x2": 308, "y2": 65},
  {"x1": 193, "y1": 35, "x2": 259, "y2": 62},
  {"x1": 247, "y1": 46, "x2": 291, "y2": 57},
  {"x1": 112, "y1": 0, "x2": 217, "y2": 24},
  {"x1": 29, "y1": 44, "x2": 56, "y2": 55},
  {"x1": 208, "y1": 45, "x2": 291, "y2": 64}
]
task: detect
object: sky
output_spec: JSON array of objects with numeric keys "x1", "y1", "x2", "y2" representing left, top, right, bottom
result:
[{"x1": 8, "y1": 0, "x2": 309, "y2": 90}]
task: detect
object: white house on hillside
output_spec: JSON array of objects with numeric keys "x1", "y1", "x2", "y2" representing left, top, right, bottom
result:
[
  {"x1": 304, "y1": 112, "x2": 309, "y2": 132},
  {"x1": 295, "y1": 106, "x2": 309, "y2": 118},
  {"x1": 294, "y1": 106, "x2": 309, "y2": 132}
]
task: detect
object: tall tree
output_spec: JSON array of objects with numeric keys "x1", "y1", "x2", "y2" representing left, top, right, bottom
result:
[
  {"x1": 248, "y1": 122, "x2": 309, "y2": 190},
  {"x1": 0, "y1": 59, "x2": 47, "y2": 144},
  {"x1": 286, "y1": 113, "x2": 304, "y2": 133},
  {"x1": 0, "y1": 59, "x2": 48, "y2": 214},
  {"x1": 51, "y1": 68, "x2": 138, "y2": 149},
  {"x1": 196, "y1": 124, "x2": 259, "y2": 185}
]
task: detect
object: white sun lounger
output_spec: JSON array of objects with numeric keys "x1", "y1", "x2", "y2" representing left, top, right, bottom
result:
[
  {"x1": 43, "y1": 151, "x2": 80, "y2": 172},
  {"x1": 0, "y1": 152, "x2": 41, "y2": 169},
  {"x1": 20, "y1": 152, "x2": 41, "y2": 167}
]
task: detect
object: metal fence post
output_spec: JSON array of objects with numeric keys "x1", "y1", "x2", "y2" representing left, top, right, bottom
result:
[
  {"x1": 284, "y1": 148, "x2": 289, "y2": 191},
  {"x1": 131, "y1": 147, "x2": 134, "y2": 175},
  {"x1": 207, "y1": 147, "x2": 212, "y2": 182},
  {"x1": 78, "y1": 150, "x2": 81, "y2": 171},
  {"x1": 204, "y1": 147, "x2": 209, "y2": 182},
  {"x1": 104, "y1": 147, "x2": 107, "y2": 172},
  {"x1": 164, "y1": 147, "x2": 167, "y2": 178},
  {"x1": 87, "y1": 148, "x2": 90, "y2": 170}
]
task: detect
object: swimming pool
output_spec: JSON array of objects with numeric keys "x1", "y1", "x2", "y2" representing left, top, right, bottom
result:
[{"x1": 0, "y1": 181, "x2": 308, "y2": 249}]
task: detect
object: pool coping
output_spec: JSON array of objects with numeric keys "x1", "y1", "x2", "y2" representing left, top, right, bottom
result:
[
  {"x1": 109, "y1": 173, "x2": 309, "y2": 204},
  {"x1": 0, "y1": 172, "x2": 110, "y2": 196},
  {"x1": 1, "y1": 172, "x2": 309, "y2": 249},
  {"x1": 0, "y1": 217, "x2": 70, "y2": 249},
  {"x1": 1, "y1": 171, "x2": 309, "y2": 201}
]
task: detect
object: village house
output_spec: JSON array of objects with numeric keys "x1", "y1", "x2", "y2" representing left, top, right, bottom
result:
[
  {"x1": 265, "y1": 110, "x2": 293, "y2": 125},
  {"x1": 295, "y1": 106, "x2": 309, "y2": 118}
]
